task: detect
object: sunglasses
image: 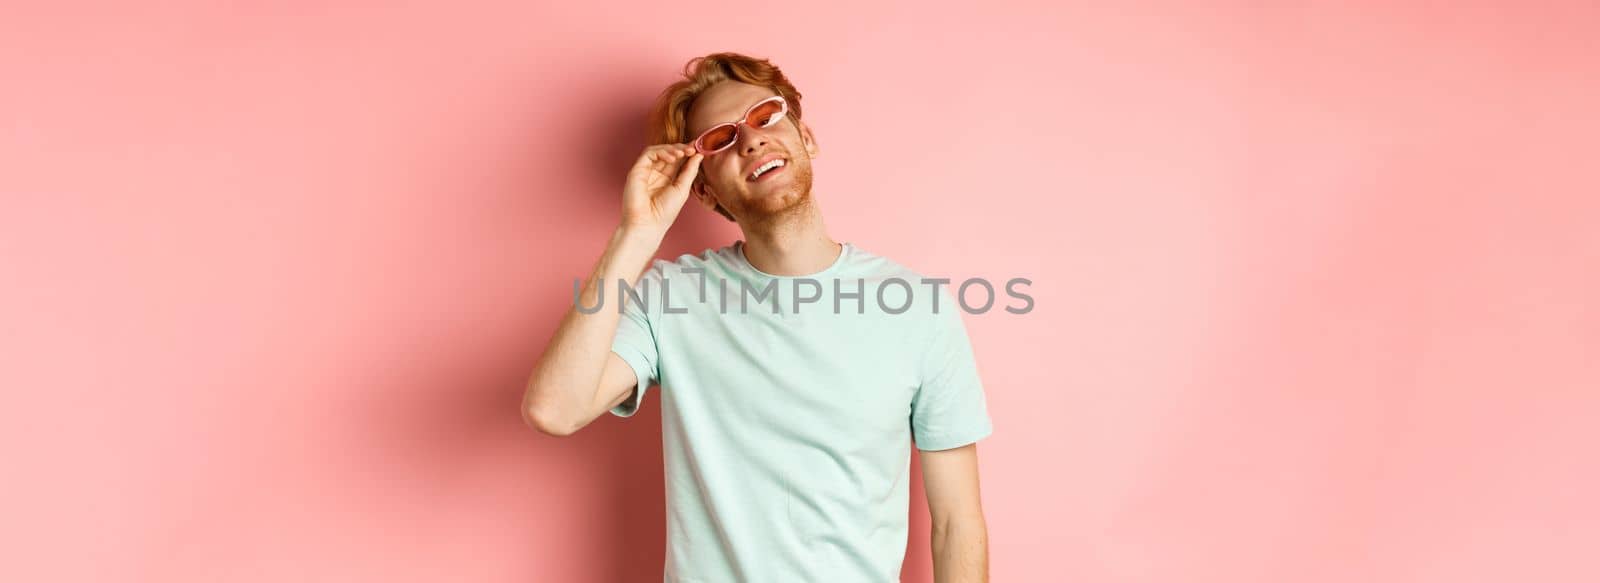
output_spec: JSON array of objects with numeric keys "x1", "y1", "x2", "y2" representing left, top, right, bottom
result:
[{"x1": 688, "y1": 95, "x2": 789, "y2": 156}]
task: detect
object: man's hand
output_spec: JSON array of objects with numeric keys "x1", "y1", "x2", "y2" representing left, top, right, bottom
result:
[
  {"x1": 622, "y1": 144, "x2": 703, "y2": 232},
  {"x1": 522, "y1": 144, "x2": 699, "y2": 436}
]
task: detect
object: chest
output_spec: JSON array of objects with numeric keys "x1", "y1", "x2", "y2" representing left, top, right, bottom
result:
[{"x1": 654, "y1": 306, "x2": 927, "y2": 434}]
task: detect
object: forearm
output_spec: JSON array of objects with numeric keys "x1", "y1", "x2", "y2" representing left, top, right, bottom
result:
[
  {"x1": 931, "y1": 516, "x2": 988, "y2": 583},
  {"x1": 522, "y1": 225, "x2": 663, "y2": 427}
]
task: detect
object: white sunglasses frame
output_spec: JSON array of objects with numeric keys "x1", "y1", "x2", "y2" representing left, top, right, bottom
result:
[{"x1": 689, "y1": 95, "x2": 789, "y2": 156}]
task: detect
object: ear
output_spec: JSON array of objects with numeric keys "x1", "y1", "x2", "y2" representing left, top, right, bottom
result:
[
  {"x1": 693, "y1": 180, "x2": 719, "y2": 212},
  {"x1": 798, "y1": 120, "x2": 819, "y2": 159}
]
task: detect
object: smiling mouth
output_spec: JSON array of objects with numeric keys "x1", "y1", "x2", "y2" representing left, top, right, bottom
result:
[{"x1": 748, "y1": 158, "x2": 787, "y2": 182}]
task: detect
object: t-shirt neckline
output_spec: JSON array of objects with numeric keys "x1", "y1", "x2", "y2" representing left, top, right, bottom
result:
[{"x1": 734, "y1": 240, "x2": 851, "y2": 280}]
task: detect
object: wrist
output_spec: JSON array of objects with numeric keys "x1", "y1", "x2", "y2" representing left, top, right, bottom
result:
[{"x1": 613, "y1": 223, "x2": 666, "y2": 249}]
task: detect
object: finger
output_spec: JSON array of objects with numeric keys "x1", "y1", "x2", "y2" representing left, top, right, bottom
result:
[
  {"x1": 632, "y1": 146, "x2": 681, "y2": 177},
  {"x1": 656, "y1": 146, "x2": 695, "y2": 168},
  {"x1": 641, "y1": 143, "x2": 683, "y2": 159},
  {"x1": 671, "y1": 153, "x2": 703, "y2": 192},
  {"x1": 630, "y1": 146, "x2": 668, "y2": 173}
]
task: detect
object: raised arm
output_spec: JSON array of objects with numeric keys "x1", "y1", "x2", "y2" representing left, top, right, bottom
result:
[{"x1": 521, "y1": 144, "x2": 702, "y2": 436}]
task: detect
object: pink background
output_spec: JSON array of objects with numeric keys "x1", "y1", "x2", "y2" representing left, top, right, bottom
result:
[{"x1": 3, "y1": 1, "x2": 1597, "y2": 581}]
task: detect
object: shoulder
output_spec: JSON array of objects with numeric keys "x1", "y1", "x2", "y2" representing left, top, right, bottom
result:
[
  {"x1": 843, "y1": 243, "x2": 927, "y2": 283},
  {"x1": 639, "y1": 242, "x2": 740, "y2": 280},
  {"x1": 842, "y1": 245, "x2": 964, "y2": 319}
]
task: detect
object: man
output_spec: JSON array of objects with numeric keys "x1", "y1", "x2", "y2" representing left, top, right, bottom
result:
[{"x1": 523, "y1": 52, "x2": 993, "y2": 582}]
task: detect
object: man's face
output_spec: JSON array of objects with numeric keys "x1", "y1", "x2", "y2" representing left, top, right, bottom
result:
[{"x1": 685, "y1": 81, "x2": 819, "y2": 222}]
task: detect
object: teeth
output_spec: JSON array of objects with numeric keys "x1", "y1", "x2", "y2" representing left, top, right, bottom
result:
[{"x1": 751, "y1": 159, "x2": 785, "y2": 180}]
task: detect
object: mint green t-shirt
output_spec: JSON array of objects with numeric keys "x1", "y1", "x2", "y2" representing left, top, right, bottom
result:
[{"x1": 608, "y1": 240, "x2": 994, "y2": 582}]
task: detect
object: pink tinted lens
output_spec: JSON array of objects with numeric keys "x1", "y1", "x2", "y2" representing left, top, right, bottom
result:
[
  {"x1": 696, "y1": 124, "x2": 738, "y2": 153},
  {"x1": 746, "y1": 98, "x2": 785, "y2": 128}
]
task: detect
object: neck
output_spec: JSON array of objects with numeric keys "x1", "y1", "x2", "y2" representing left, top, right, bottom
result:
[{"x1": 737, "y1": 200, "x2": 841, "y2": 276}]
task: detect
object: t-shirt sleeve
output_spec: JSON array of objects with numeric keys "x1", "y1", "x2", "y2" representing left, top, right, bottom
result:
[
  {"x1": 910, "y1": 293, "x2": 995, "y2": 450},
  {"x1": 608, "y1": 263, "x2": 663, "y2": 418}
]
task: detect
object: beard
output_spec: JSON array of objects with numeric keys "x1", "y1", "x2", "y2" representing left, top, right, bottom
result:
[{"x1": 724, "y1": 158, "x2": 815, "y2": 223}]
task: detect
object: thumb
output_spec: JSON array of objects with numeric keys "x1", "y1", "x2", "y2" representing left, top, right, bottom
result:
[{"x1": 671, "y1": 153, "x2": 704, "y2": 193}]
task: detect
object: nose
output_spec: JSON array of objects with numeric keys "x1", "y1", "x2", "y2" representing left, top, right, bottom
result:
[{"x1": 736, "y1": 126, "x2": 768, "y2": 155}]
